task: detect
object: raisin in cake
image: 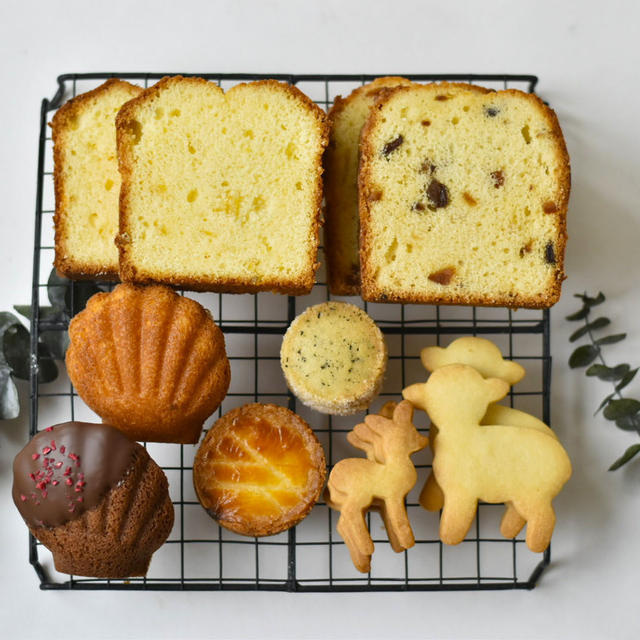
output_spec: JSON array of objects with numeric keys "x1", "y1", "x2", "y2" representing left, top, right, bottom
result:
[
  {"x1": 116, "y1": 76, "x2": 328, "y2": 295},
  {"x1": 324, "y1": 77, "x2": 412, "y2": 295},
  {"x1": 358, "y1": 82, "x2": 570, "y2": 308},
  {"x1": 52, "y1": 79, "x2": 143, "y2": 280}
]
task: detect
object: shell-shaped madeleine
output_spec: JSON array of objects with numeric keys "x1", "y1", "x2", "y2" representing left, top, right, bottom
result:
[
  {"x1": 33, "y1": 445, "x2": 174, "y2": 578},
  {"x1": 66, "y1": 284, "x2": 230, "y2": 443}
]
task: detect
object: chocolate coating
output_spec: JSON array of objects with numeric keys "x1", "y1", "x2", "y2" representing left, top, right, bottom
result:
[{"x1": 12, "y1": 422, "x2": 137, "y2": 528}]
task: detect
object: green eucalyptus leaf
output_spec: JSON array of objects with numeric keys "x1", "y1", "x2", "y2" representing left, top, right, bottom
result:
[
  {"x1": 616, "y1": 368, "x2": 639, "y2": 392},
  {"x1": 595, "y1": 393, "x2": 615, "y2": 415},
  {"x1": 615, "y1": 414, "x2": 640, "y2": 432},
  {"x1": 65, "y1": 281, "x2": 101, "y2": 317},
  {"x1": 13, "y1": 305, "x2": 32, "y2": 320},
  {"x1": 609, "y1": 444, "x2": 640, "y2": 470},
  {"x1": 574, "y1": 292, "x2": 605, "y2": 307},
  {"x1": 3, "y1": 323, "x2": 30, "y2": 379},
  {"x1": 569, "y1": 344, "x2": 599, "y2": 368},
  {"x1": 569, "y1": 317, "x2": 611, "y2": 342},
  {"x1": 603, "y1": 398, "x2": 640, "y2": 421},
  {"x1": 47, "y1": 268, "x2": 69, "y2": 311},
  {"x1": 0, "y1": 364, "x2": 19, "y2": 420},
  {"x1": 595, "y1": 333, "x2": 627, "y2": 346},
  {"x1": 586, "y1": 363, "x2": 630, "y2": 382},
  {"x1": 35, "y1": 342, "x2": 58, "y2": 383},
  {"x1": 566, "y1": 306, "x2": 589, "y2": 321},
  {"x1": 40, "y1": 329, "x2": 70, "y2": 361}
]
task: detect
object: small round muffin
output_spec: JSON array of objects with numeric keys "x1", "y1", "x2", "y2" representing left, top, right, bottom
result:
[
  {"x1": 193, "y1": 404, "x2": 326, "y2": 537},
  {"x1": 280, "y1": 301, "x2": 388, "y2": 415},
  {"x1": 66, "y1": 283, "x2": 230, "y2": 443},
  {"x1": 12, "y1": 421, "x2": 174, "y2": 578}
]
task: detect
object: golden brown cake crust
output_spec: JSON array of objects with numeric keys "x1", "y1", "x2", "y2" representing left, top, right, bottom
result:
[
  {"x1": 324, "y1": 77, "x2": 411, "y2": 296},
  {"x1": 31, "y1": 444, "x2": 174, "y2": 578},
  {"x1": 193, "y1": 403, "x2": 326, "y2": 537},
  {"x1": 358, "y1": 82, "x2": 570, "y2": 308},
  {"x1": 65, "y1": 283, "x2": 230, "y2": 443},
  {"x1": 52, "y1": 78, "x2": 142, "y2": 281},
  {"x1": 115, "y1": 76, "x2": 329, "y2": 295}
]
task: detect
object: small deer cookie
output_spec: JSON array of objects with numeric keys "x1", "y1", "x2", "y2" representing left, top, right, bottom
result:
[
  {"x1": 403, "y1": 336, "x2": 556, "y2": 539},
  {"x1": 414, "y1": 364, "x2": 571, "y2": 553},
  {"x1": 325, "y1": 401, "x2": 428, "y2": 573}
]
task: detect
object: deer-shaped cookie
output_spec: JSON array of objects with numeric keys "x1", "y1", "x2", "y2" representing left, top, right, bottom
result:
[
  {"x1": 403, "y1": 337, "x2": 557, "y2": 539},
  {"x1": 325, "y1": 401, "x2": 428, "y2": 573},
  {"x1": 417, "y1": 364, "x2": 571, "y2": 553}
]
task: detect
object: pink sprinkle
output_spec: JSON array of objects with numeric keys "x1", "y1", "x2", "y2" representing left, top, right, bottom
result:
[
  {"x1": 74, "y1": 487, "x2": 82, "y2": 493},
  {"x1": 46, "y1": 469, "x2": 53, "y2": 476},
  {"x1": 29, "y1": 473, "x2": 35, "y2": 480},
  {"x1": 41, "y1": 491, "x2": 48, "y2": 499},
  {"x1": 36, "y1": 481, "x2": 46, "y2": 490},
  {"x1": 77, "y1": 496, "x2": 83, "y2": 503},
  {"x1": 76, "y1": 480, "x2": 85, "y2": 488},
  {"x1": 42, "y1": 447, "x2": 52, "y2": 455},
  {"x1": 59, "y1": 445, "x2": 66, "y2": 454},
  {"x1": 54, "y1": 461, "x2": 63, "y2": 469},
  {"x1": 68, "y1": 453, "x2": 78, "y2": 461},
  {"x1": 63, "y1": 467, "x2": 71, "y2": 476},
  {"x1": 50, "y1": 440, "x2": 56, "y2": 450},
  {"x1": 45, "y1": 426, "x2": 53, "y2": 432},
  {"x1": 68, "y1": 505, "x2": 75, "y2": 513},
  {"x1": 31, "y1": 454, "x2": 40, "y2": 460},
  {"x1": 20, "y1": 494, "x2": 27, "y2": 502},
  {"x1": 52, "y1": 480, "x2": 59, "y2": 486},
  {"x1": 65, "y1": 478, "x2": 73, "y2": 486},
  {"x1": 35, "y1": 500, "x2": 40, "y2": 506}
]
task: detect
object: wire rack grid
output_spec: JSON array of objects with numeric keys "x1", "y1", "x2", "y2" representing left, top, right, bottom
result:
[{"x1": 29, "y1": 72, "x2": 551, "y2": 592}]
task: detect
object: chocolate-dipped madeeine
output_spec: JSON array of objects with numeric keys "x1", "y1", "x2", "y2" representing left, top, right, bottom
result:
[{"x1": 13, "y1": 422, "x2": 174, "y2": 578}]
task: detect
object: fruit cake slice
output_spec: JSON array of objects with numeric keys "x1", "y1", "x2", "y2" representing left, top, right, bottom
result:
[
  {"x1": 358, "y1": 82, "x2": 570, "y2": 308},
  {"x1": 52, "y1": 79, "x2": 143, "y2": 280},
  {"x1": 324, "y1": 77, "x2": 412, "y2": 295},
  {"x1": 116, "y1": 76, "x2": 328, "y2": 294}
]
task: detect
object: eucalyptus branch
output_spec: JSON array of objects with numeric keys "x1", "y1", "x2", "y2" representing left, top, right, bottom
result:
[{"x1": 567, "y1": 292, "x2": 640, "y2": 470}]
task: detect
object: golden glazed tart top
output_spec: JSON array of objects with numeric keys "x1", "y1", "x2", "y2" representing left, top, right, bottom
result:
[{"x1": 193, "y1": 404, "x2": 326, "y2": 537}]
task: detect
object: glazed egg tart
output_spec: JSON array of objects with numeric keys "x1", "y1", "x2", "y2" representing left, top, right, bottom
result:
[{"x1": 193, "y1": 404, "x2": 326, "y2": 537}]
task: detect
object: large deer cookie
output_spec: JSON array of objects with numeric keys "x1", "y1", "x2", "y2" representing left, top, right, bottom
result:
[
  {"x1": 403, "y1": 336, "x2": 556, "y2": 539},
  {"x1": 325, "y1": 401, "x2": 428, "y2": 573},
  {"x1": 412, "y1": 364, "x2": 571, "y2": 553}
]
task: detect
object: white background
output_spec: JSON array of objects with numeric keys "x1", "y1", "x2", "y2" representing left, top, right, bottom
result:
[{"x1": 1, "y1": 0, "x2": 640, "y2": 638}]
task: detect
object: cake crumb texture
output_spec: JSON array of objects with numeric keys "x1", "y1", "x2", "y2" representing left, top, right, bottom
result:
[
  {"x1": 52, "y1": 79, "x2": 143, "y2": 280},
  {"x1": 359, "y1": 82, "x2": 570, "y2": 308},
  {"x1": 116, "y1": 76, "x2": 328, "y2": 294}
]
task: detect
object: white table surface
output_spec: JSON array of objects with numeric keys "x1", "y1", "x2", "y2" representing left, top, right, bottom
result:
[{"x1": 1, "y1": 1, "x2": 639, "y2": 638}]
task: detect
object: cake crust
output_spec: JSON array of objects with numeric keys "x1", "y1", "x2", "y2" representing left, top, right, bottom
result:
[
  {"x1": 324, "y1": 77, "x2": 412, "y2": 296},
  {"x1": 52, "y1": 78, "x2": 142, "y2": 281},
  {"x1": 116, "y1": 76, "x2": 329, "y2": 295},
  {"x1": 358, "y1": 82, "x2": 570, "y2": 308}
]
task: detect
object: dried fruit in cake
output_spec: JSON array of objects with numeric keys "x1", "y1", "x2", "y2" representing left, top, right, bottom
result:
[
  {"x1": 358, "y1": 82, "x2": 570, "y2": 308},
  {"x1": 193, "y1": 404, "x2": 326, "y2": 537},
  {"x1": 280, "y1": 302, "x2": 388, "y2": 415},
  {"x1": 52, "y1": 79, "x2": 143, "y2": 280},
  {"x1": 66, "y1": 283, "x2": 230, "y2": 443},
  {"x1": 324, "y1": 77, "x2": 412, "y2": 295},
  {"x1": 12, "y1": 421, "x2": 174, "y2": 578},
  {"x1": 116, "y1": 76, "x2": 329, "y2": 294}
]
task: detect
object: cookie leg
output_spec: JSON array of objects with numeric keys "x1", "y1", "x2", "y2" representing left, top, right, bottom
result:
[
  {"x1": 500, "y1": 502, "x2": 526, "y2": 539},
  {"x1": 419, "y1": 471, "x2": 444, "y2": 511},
  {"x1": 524, "y1": 503, "x2": 556, "y2": 553},
  {"x1": 382, "y1": 498, "x2": 415, "y2": 551},
  {"x1": 336, "y1": 507, "x2": 374, "y2": 571},
  {"x1": 440, "y1": 492, "x2": 477, "y2": 545}
]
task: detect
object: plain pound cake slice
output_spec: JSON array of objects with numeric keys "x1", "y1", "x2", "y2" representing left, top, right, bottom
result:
[
  {"x1": 52, "y1": 79, "x2": 143, "y2": 279},
  {"x1": 359, "y1": 82, "x2": 570, "y2": 308},
  {"x1": 116, "y1": 76, "x2": 328, "y2": 294},
  {"x1": 324, "y1": 77, "x2": 412, "y2": 295}
]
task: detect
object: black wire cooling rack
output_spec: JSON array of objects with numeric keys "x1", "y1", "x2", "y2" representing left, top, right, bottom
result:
[{"x1": 29, "y1": 72, "x2": 552, "y2": 591}]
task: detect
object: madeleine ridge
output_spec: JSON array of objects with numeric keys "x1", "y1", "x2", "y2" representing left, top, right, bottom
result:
[{"x1": 66, "y1": 284, "x2": 230, "y2": 443}]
